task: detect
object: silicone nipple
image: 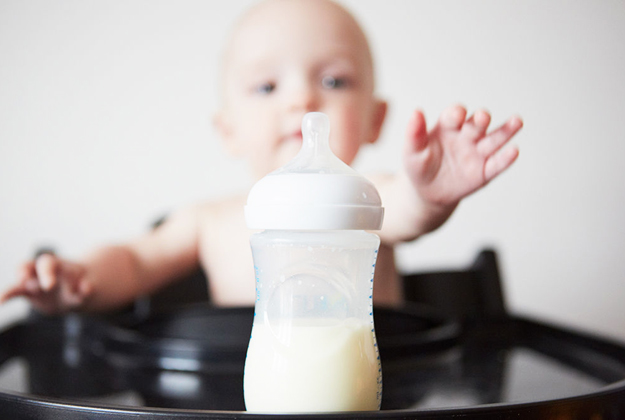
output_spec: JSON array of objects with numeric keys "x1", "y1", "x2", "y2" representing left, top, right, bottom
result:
[
  {"x1": 302, "y1": 112, "x2": 331, "y2": 155},
  {"x1": 276, "y1": 112, "x2": 353, "y2": 175}
]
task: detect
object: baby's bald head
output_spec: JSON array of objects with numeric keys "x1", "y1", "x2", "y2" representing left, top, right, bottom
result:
[{"x1": 219, "y1": 0, "x2": 375, "y2": 104}]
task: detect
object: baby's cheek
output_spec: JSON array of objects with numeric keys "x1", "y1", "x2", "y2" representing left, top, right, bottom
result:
[
  {"x1": 330, "y1": 131, "x2": 362, "y2": 166},
  {"x1": 343, "y1": 111, "x2": 368, "y2": 156},
  {"x1": 277, "y1": 140, "x2": 302, "y2": 166}
]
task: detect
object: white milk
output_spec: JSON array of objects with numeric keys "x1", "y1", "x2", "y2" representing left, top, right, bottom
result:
[{"x1": 243, "y1": 318, "x2": 381, "y2": 413}]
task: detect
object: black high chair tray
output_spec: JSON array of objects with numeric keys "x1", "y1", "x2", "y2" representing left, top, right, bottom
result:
[{"x1": 0, "y1": 304, "x2": 624, "y2": 419}]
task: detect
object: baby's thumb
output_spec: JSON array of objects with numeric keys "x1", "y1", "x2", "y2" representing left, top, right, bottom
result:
[{"x1": 35, "y1": 253, "x2": 58, "y2": 291}]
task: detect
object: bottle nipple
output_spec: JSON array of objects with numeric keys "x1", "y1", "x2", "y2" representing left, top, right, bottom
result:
[
  {"x1": 302, "y1": 112, "x2": 331, "y2": 156},
  {"x1": 277, "y1": 112, "x2": 352, "y2": 175}
]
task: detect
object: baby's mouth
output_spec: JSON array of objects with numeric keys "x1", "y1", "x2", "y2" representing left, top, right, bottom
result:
[
  {"x1": 282, "y1": 130, "x2": 303, "y2": 144},
  {"x1": 279, "y1": 131, "x2": 304, "y2": 163}
]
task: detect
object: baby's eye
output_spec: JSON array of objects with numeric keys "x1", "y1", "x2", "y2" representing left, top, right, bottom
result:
[
  {"x1": 255, "y1": 82, "x2": 276, "y2": 95},
  {"x1": 321, "y1": 75, "x2": 348, "y2": 89}
]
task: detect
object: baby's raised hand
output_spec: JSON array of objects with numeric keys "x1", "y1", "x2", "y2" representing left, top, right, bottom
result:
[
  {"x1": 0, "y1": 253, "x2": 92, "y2": 314},
  {"x1": 403, "y1": 105, "x2": 522, "y2": 206}
]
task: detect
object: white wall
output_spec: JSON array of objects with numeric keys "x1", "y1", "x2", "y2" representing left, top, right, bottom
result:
[{"x1": 1, "y1": 0, "x2": 624, "y2": 340}]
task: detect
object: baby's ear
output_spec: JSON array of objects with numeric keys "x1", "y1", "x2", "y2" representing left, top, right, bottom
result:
[
  {"x1": 213, "y1": 110, "x2": 243, "y2": 156},
  {"x1": 367, "y1": 99, "x2": 388, "y2": 144}
]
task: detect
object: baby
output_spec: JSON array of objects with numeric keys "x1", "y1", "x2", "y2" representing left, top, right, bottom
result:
[{"x1": 1, "y1": 0, "x2": 522, "y2": 314}]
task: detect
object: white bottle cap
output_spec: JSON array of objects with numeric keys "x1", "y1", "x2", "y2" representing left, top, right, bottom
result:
[{"x1": 245, "y1": 112, "x2": 384, "y2": 230}]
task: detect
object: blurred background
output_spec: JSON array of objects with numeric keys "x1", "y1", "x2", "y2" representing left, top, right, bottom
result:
[{"x1": 1, "y1": 0, "x2": 624, "y2": 340}]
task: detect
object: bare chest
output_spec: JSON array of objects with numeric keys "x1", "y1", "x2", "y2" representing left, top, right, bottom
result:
[
  {"x1": 197, "y1": 201, "x2": 400, "y2": 307},
  {"x1": 197, "y1": 205, "x2": 257, "y2": 306}
]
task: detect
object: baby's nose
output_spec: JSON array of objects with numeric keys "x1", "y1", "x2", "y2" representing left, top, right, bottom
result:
[{"x1": 287, "y1": 83, "x2": 319, "y2": 112}]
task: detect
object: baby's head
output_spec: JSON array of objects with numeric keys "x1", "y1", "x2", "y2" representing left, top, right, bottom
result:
[{"x1": 214, "y1": 0, "x2": 387, "y2": 180}]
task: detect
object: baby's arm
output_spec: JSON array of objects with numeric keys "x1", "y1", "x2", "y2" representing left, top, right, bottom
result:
[
  {"x1": 1, "y1": 206, "x2": 201, "y2": 314},
  {"x1": 375, "y1": 105, "x2": 523, "y2": 245}
]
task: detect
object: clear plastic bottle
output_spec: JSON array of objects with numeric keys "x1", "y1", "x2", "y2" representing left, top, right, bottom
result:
[{"x1": 243, "y1": 113, "x2": 384, "y2": 413}]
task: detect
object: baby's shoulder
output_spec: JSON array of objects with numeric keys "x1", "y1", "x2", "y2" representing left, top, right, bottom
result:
[
  {"x1": 191, "y1": 195, "x2": 249, "y2": 250},
  {"x1": 193, "y1": 194, "x2": 247, "y2": 228}
]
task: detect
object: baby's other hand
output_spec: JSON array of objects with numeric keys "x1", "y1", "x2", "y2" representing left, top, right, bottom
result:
[
  {"x1": 404, "y1": 105, "x2": 523, "y2": 206},
  {"x1": 0, "y1": 253, "x2": 91, "y2": 314}
]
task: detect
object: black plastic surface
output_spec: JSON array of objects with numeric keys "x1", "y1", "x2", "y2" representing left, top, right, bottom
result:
[{"x1": 1, "y1": 304, "x2": 625, "y2": 419}]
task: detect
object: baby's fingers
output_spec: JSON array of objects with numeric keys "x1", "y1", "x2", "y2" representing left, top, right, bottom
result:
[
  {"x1": 1, "y1": 261, "x2": 41, "y2": 303},
  {"x1": 35, "y1": 253, "x2": 59, "y2": 291},
  {"x1": 477, "y1": 116, "x2": 523, "y2": 157},
  {"x1": 34, "y1": 254, "x2": 86, "y2": 294},
  {"x1": 461, "y1": 109, "x2": 491, "y2": 142},
  {"x1": 3, "y1": 261, "x2": 38, "y2": 297},
  {"x1": 484, "y1": 146, "x2": 519, "y2": 181},
  {"x1": 0, "y1": 284, "x2": 31, "y2": 303},
  {"x1": 439, "y1": 104, "x2": 467, "y2": 130},
  {"x1": 59, "y1": 260, "x2": 89, "y2": 295},
  {"x1": 405, "y1": 109, "x2": 429, "y2": 154},
  {"x1": 17, "y1": 261, "x2": 40, "y2": 292}
]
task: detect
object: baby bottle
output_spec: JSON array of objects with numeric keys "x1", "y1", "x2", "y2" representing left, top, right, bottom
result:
[{"x1": 243, "y1": 112, "x2": 384, "y2": 413}]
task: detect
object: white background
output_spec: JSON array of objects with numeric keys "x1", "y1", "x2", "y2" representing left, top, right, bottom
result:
[{"x1": 1, "y1": 0, "x2": 624, "y2": 340}]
